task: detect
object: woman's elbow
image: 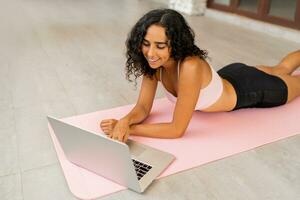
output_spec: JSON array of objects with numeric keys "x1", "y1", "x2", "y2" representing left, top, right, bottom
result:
[
  {"x1": 169, "y1": 122, "x2": 187, "y2": 138},
  {"x1": 172, "y1": 127, "x2": 186, "y2": 138}
]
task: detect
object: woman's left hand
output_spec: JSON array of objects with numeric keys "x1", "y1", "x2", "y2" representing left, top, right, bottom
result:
[
  {"x1": 110, "y1": 119, "x2": 131, "y2": 143},
  {"x1": 100, "y1": 118, "x2": 130, "y2": 143},
  {"x1": 100, "y1": 119, "x2": 118, "y2": 136}
]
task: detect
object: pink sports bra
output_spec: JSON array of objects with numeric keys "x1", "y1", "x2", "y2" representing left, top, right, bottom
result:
[{"x1": 160, "y1": 61, "x2": 223, "y2": 111}]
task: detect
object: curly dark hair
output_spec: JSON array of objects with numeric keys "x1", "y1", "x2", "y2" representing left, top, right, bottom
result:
[{"x1": 125, "y1": 8, "x2": 208, "y2": 85}]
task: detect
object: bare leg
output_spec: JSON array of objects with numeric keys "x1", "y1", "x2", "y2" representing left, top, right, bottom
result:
[
  {"x1": 255, "y1": 50, "x2": 300, "y2": 102},
  {"x1": 256, "y1": 50, "x2": 300, "y2": 75},
  {"x1": 274, "y1": 50, "x2": 300, "y2": 75}
]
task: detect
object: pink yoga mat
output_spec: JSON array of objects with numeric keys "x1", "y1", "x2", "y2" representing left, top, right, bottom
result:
[{"x1": 48, "y1": 97, "x2": 300, "y2": 199}]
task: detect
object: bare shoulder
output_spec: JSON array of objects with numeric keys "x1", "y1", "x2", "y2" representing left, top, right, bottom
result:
[{"x1": 179, "y1": 56, "x2": 209, "y2": 77}]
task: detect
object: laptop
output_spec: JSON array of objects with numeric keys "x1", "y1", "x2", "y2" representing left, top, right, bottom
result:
[{"x1": 47, "y1": 116, "x2": 175, "y2": 193}]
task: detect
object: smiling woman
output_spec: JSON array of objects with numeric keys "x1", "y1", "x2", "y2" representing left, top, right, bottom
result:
[
  {"x1": 141, "y1": 25, "x2": 170, "y2": 68},
  {"x1": 124, "y1": 9, "x2": 207, "y2": 85},
  {"x1": 100, "y1": 9, "x2": 300, "y2": 143}
]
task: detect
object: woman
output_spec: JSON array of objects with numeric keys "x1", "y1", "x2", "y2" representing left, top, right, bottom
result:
[{"x1": 100, "y1": 9, "x2": 300, "y2": 143}]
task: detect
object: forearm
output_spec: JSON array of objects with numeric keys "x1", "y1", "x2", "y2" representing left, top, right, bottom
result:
[
  {"x1": 120, "y1": 104, "x2": 149, "y2": 125},
  {"x1": 129, "y1": 123, "x2": 182, "y2": 139}
]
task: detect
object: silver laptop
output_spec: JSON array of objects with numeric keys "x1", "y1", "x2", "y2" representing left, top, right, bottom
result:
[{"x1": 47, "y1": 116, "x2": 175, "y2": 193}]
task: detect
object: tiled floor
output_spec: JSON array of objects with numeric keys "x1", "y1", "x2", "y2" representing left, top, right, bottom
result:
[{"x1": 0, "y1": 0, "x2": 299, "y2": 199}]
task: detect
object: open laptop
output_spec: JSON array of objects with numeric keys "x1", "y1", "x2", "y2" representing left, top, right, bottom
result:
[{"x1": 47, "y1": 116, "x2": 175, "y2": 193}]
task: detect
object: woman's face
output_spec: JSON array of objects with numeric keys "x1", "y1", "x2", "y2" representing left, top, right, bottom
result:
[{"x1": 141, "y1": 24, "x2": 171, "y2": 69}]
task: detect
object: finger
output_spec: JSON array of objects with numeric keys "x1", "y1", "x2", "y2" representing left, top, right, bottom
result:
[
  {"x1": 103, "y1": 124, "x2": 113, "y2": 130},
  {"x1": 118, "y1": 132, "x2": 124, "y2": 142},
  {"x1": 103, "y1": 127, "x2": 110, "y2": 132},
  {"x1": 113, "y1": 132, "x2": 119, "y2": 140},
  {"x1": 103, "y1": 119, "x2": 115, "y2": 123},
  {"x1": 122, "y1": 132, "x2": 129, "y2": 143},
  {"x1": 112, "y1": 136, "x2": 118, "y2": 141},
  {"x1": 100, "y1": 122, "x2": 111, "y2": 126},
  {"x1": 101, "y1": 126, "x2": 109, "y2": 130},
  {"x1": 103, "y1": 131, "x2": 108, "y2": 135},
  {"x1": 100, "y1": 123, "x2": 109, "y2": 131},
  {"x1": 100, "y1": 126, "x2": 109, "y2": 132},
  {"x1": 101, "y1": 119, "x2": 112, "y2": 123},
  {"x1": 103, "y1": 130, "x2": 109, "y2": 135},
  {"x1": 100, "y1": 121, "x2": 113, "y2": 126},
  {"x1": 102, "y1": 125, "x2": 111, "y2": 130},
  {"x1": 100, "y1": 120, "x2": 108, "y2": 125},
  {"x1": 113, "y1": 133, "x2": 119, "y2": 140}
]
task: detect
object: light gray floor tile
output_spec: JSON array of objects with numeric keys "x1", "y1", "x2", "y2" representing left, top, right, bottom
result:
[
  {"x1": 9, "y1": 66, "x2": 41, "y2": 109},
  {"x1": 0, "y1": 108, "x2": 15, "y2": 130},
  {"x1": 0, "y1": 173, "x2": 23, "y2": 200},
  {"x1": 0, "y1": 128, "x2": 19, "y2": 177},
  {"x1": 70, "y1": 91, "x2": 128, "y2": 115},
  {"x1": 14, "y1": 104, "x2": 58, "y2": 172},
  {"x1": 33, "y1": 66, "x2": 70, "y2": 104},
  {"x1": 42, "y1": 99, "x2": 77, "y2": 119},
  {"x1": 0, "y1": 64, "x2": 13, "y2": 111},
  {"x1": 193, "y1": 145, "x2": 300, "y2": 200},
  {"x1": 252, "y1": 136, "x2": 300, "y2": 192},
  {"x1": 22, "y1": 164, "x2": 76, "y2": 200}
]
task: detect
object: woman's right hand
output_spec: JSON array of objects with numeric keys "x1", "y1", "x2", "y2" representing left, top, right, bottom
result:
[{"x1": 100, "y1": 119, "x2": 118, "y2": 136}]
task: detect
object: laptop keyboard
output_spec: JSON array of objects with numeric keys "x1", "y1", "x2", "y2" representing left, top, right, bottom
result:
[{"x1": 132, "y1": 159, "x2": 152, "y2": 180}]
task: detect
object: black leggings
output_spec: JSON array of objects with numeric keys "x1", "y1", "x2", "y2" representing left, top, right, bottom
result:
[{"x1": 217, "y1": 63, "x2": 288, "y2": 110}]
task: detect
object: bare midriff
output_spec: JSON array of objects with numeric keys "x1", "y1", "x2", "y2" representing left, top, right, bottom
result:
[{"x1": 201, "y1": 79, "x2": 237, "y2": 112}]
